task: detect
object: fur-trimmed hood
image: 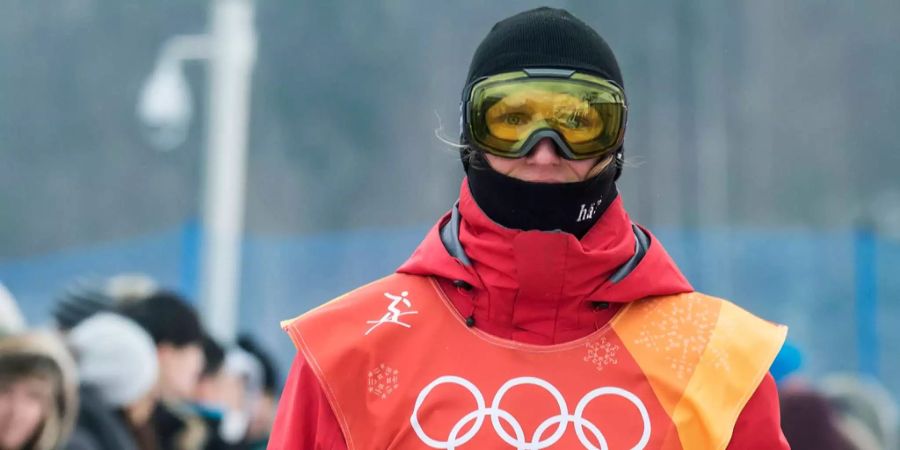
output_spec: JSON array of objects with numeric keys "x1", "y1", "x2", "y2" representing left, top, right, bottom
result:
[{"x1": 0, "y1": 331, "x2": 79, "y2": 450}]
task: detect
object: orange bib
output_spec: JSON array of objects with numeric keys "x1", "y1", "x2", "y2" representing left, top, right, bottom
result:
[{"x1": 283, "y1": 274, "x2": 786, "y2": 450}]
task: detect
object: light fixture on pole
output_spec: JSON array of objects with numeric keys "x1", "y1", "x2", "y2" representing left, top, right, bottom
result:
[
  {"x1": 137, "y1": 30, "x2": 213, "y2": 151},
  {"x1": 137, "y1": 0, "x2": 257, "y2": 343}
]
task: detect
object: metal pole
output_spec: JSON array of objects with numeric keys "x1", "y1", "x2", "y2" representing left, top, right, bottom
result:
[{"x1": 199, "y1": 0, "x2": 256, "y2": 343}]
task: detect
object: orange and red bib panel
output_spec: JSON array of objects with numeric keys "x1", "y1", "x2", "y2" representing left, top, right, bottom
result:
[{"x1": 283, "y1": 274, "x2": 786, "y2": 450}]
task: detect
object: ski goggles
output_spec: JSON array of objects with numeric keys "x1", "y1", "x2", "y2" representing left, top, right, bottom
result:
[{"x1": 462, "y1": 68, "x2": 627, "y2": 160}]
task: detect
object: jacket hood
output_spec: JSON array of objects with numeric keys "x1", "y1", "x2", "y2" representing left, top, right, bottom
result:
[
  {"x1": 398, "y1": 179, "x2": 692, "y2": 343},
  {"x1": 0, "y1": 331, "x2": 79, "y2": 450}
]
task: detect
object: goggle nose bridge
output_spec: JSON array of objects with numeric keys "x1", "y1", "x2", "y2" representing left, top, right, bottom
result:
[{"x1": 513, "y1": 128, "x2": 580, "y2": 159}]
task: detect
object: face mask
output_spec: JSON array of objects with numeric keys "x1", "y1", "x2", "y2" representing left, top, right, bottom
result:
[{"x1": 466, "y1": 156, "x2": 618, "y2": 238}]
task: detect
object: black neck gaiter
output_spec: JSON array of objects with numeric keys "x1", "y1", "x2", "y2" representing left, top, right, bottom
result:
[{"x1": 466, "y1": 161, "x2": 618, "y2": 239}]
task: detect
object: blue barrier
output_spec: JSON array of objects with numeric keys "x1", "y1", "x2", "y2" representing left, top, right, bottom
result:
[{"x1": 1, "y1": 223, "x2": 896, "y2": 397}]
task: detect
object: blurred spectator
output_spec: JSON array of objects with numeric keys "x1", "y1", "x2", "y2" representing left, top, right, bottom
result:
[
  {"x1": 0, "y1": 331, "x2": 78, "y2": 450},
  {"x1": 192, "y1": 334, "x2": 277, "y2": 450},
  {"x1": 219, "y1": 347, "x2": 264, "y2": 447},
  {"x1": 118, "y1": 291, "x2": 206, "y2": 450},
  {"x1": 192, "y1": 335, "x2": 244, "y2": 450},
  {"x1": 65, "y1": 313, "x2": 159, "y2": 450},
  {"x1": 117, "y1": 291, "x2": 204, "y2": 401},
  {"x1": 53, "y1": 273, "x2": 159, "y2": 333},
  {"x1": 196, "y1": 336, "x2": 227, "y2": 394},
  {"x1": 52, "y1": 282, "x2": 114, "y2": 333},
  {"x1": 235, "y1": 335, "x2": 278, "y2": 450},
  {"x1": 0, "y1": 283, "x2": 26, "y2": 336},
  {"x1": 821, "y1": 374, "x2": 900, "y2": 450},
  {"x1": 780, "y1": 384, "x2": 859, "y2": 450}
]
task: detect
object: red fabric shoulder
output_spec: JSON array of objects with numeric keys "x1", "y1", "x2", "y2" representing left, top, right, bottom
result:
[
  {"x1": 726, "y1": 373, "x2": 790, "y2": 449},
  {"x1": 268, "y1": 352, "x2": 348, "y2": 450}
]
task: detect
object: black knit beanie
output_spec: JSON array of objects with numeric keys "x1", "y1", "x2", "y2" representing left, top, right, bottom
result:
[{"x1": 465, "y1": 7, "x2": 623, "y2": 88}]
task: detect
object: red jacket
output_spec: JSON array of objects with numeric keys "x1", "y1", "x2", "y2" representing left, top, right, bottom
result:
[{"x1": 269, "y1": 181, "x2": 789, "y2": 449}]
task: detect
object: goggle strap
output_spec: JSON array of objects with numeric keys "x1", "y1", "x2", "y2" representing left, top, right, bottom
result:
[{"x1": 521, "y1": 68, "x2": 577, "y2": 78}]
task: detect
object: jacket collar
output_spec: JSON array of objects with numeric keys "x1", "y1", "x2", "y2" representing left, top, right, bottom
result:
[{"x1": 398, "y1": 179, "x2": 692, "y2": 342}]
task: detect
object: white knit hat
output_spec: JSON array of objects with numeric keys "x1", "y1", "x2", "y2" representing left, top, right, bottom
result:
[
  {"x1": 68, "y1": 313, "x2": 159, "y2": 407},
  {"x1": 0, "y1": 282, "x2": 26, "y2": 336}
]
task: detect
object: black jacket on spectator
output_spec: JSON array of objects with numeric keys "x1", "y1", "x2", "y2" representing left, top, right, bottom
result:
[
  {"x1": 153, "y1": 402, "x2": 207, "y2": 450},
  {"x1": 65, "y1": 385, "x2": 138, "y2": 450}
]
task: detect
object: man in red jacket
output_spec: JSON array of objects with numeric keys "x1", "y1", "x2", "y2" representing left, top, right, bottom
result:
[{"x1": 269, "y1": 7, "x2": 789, "y2": 449}]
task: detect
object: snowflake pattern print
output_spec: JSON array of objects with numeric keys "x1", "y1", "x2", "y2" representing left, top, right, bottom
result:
[
  {"x1": 368, "y1": 364, "x2": 400, "y2": 399},
  {"x1": 631, "y1": 294, "x2": 730, "y2": 380},
  {"x1": 584, "y1": 336, "x2": 619, "y2": 371}
]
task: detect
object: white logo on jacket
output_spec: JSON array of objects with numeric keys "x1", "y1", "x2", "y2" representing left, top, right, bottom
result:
[
  {"x1": 364, "y1": 291, "x2": 419, "y2": 335},
  {"x1": 577, "y1": 200, "x2": 604, "y2": 222},
  {"x1": 410, "y1": 375, "x2": 651, "y2": 449}
]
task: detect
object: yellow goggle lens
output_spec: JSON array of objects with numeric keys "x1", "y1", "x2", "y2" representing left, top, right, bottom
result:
[
  {"x1": 467, "y1": 72, "x2": 626, "y2": 158},
  {"x1": 484, "y1": 90, "x2": 604, "y2": 144}
]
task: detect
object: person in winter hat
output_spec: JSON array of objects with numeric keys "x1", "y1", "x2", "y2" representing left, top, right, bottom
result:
[
  {"x1": 269, "y1": 7, "x2": 789, "y2": 449},
  {"x1": 0, "y1": 331, "x2": 78, "y2": 450},
  {"x1": 192, "y1": 334, "x2": 263, "y2": 450},
  {"x1": 65, "y1": 313, "x2": 160, "y2": 450},
  {"x1": 235, "y1": 335, "x2": 278, "y2": 450},
  {"x1": 117, "y1": 290, "x2": 208, "y2": 450}
]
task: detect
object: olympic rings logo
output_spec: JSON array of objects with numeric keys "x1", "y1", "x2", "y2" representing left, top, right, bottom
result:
[{"x1": 409, "y1": 376, "x2": 651, "y2": 450}]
